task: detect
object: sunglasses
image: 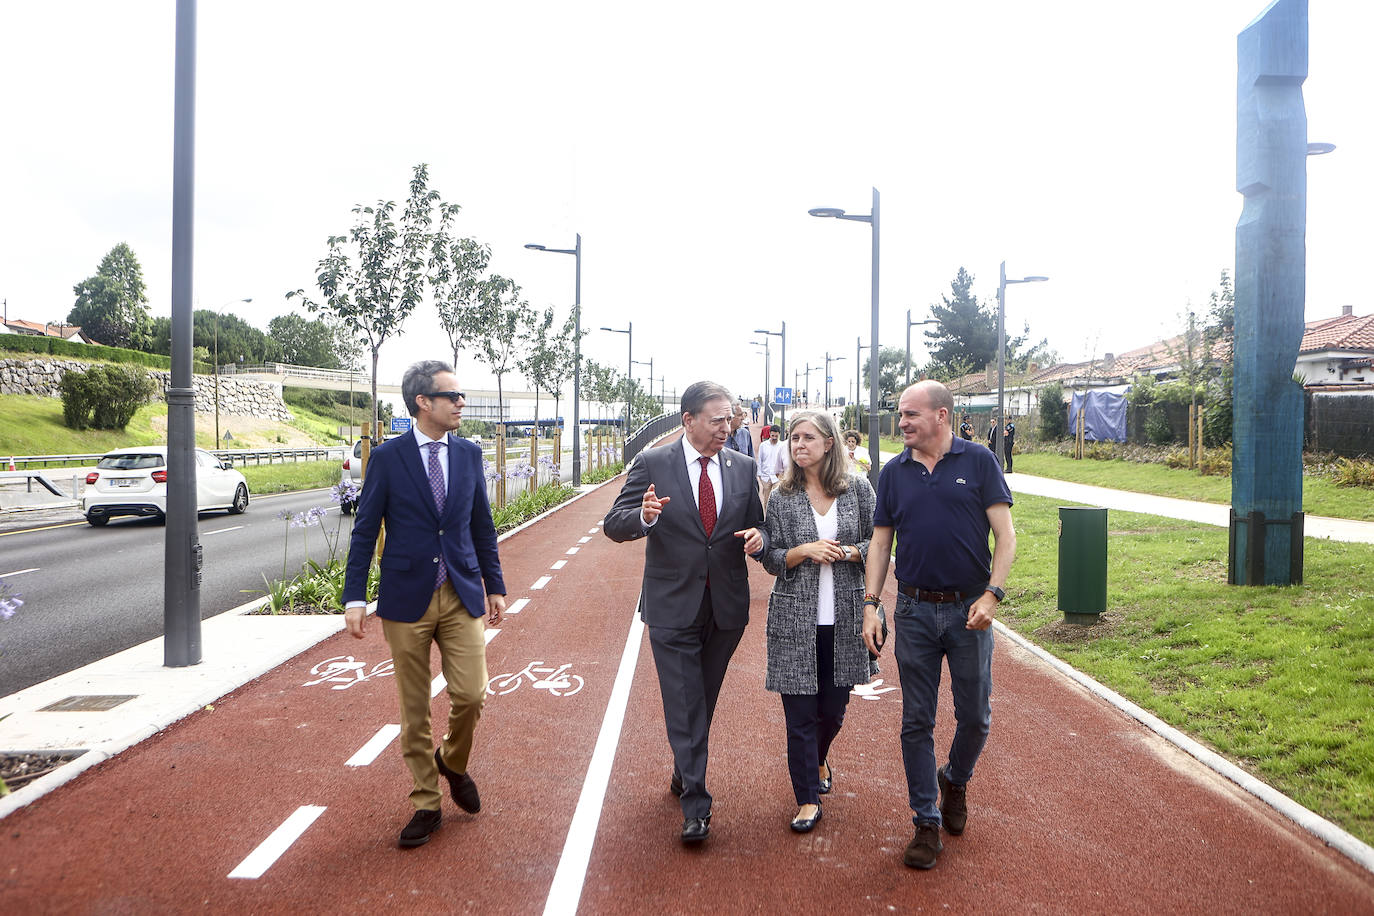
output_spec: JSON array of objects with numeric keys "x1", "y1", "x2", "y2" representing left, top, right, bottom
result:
[{"x1": 423, "y1": 391, "x2": 466, "y2": 404}]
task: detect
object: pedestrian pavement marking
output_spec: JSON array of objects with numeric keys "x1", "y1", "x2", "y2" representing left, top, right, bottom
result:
[
  {"x1": 551, "y1": 560, "x2": 567, "y2": 570},
  {"x1": 201, "y1": 525, "x2": 244, "y2": 536},
  {"x1": 578, "y1": 536, "x2": 592, "y2": 543},
  {"x1": 0, "y1": 567, "x2": 38, "y2": 578},
  {"x1": 228, "y1": 805, "x2": 327, "y2": 879},
  {"x1": 565, "y1": 547, "x2": 580, "y2": 555},
  {"x1": 542, "y1": 606, "x2": 645, "y2": 915},
  {"x1": 346, "y1": 724, "x2": 400, "y2": 766},
  {"x1": 431, "y1": 631, "x2": 501, "y2": 696},
  {"x1": 532, "y1": 575, "x2": 553, "y2": 590},
  {"x1": 506, "y1": 597, "x2": 531, "y2": 615}
]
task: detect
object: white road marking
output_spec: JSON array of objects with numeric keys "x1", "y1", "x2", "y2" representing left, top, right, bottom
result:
[
  {"x1": 587, "y1": 528, "x2": 599, "y2": 534},
  {"x1": 201, "y1": 526, "x2": 244, "y2": 536},
  {"x1": 578, "y1": 536, "x2": 592, "y2": 544},
  {"x1": 565, "y1": 547, "x2": 580, "y2": 555},
  {"x1": 0, "y1": 567, "x2": 39, "y2": 578},
  {"x1": 346, "y1": 724, "x2": 400, "y2": 766},
  {"x1": 541, "y1": 606, "x2": 645, "y2": 915},
  {"x1": 532, "y1": 576, "x2": 553, "y2": 590},
  {"x1": 551, "y1": 560, "x2": 567, "y2": 570},
  {"x1": 228, "y1": 805, "x2": 327, "y2": 879},
  {"x1": 431, "y1": 629, "x2": 500, "y2": 696},
  {"x1": 506, "y1": 597, "x2": 531, "y2": 615}
]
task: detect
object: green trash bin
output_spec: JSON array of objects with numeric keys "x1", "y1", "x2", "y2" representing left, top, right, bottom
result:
[{"x1": 1058, "y1": 506, "x2": 1107, "y2": 624}]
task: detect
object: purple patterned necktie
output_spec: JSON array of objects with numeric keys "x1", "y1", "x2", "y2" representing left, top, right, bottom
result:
[{"x1": 427, "y1": 441, "x2": 447, "y2": 588}]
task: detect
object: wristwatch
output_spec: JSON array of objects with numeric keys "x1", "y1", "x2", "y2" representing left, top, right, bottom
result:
[
  {"x1": 984, "y1": 585, "x2": 1005, "y2": 602},
  {"x1": 841, "y1": 546, "x2": 853, "y2": 561}
]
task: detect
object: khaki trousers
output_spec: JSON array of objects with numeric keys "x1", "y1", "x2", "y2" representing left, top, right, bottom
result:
[
  {"x1": 382, "y1": 582, "x2": 488, "y2": 811},
  {"x1": 759, "y1": 478, "x2": 776, "y2": 511}
]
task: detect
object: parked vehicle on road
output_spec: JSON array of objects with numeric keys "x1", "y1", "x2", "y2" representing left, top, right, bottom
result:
[
  {"x1": 83, "y1": 446, "x2": 249, "y2": 526},
  {"x1": 339, "y1": 440, "x2": 366, "y2": 514}
]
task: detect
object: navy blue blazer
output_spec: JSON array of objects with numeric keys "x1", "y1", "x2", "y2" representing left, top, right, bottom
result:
[{"x1": 343, "y1": 431, "x2": 505, "y2": 622}]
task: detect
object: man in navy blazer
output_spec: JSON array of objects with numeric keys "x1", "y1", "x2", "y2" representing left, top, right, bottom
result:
[
  {"x1": 344, "y1": 359, "x2": 506, "y2": 848},
  {"x1": 603, "y1": 381, "x2": 766, "y2": 845}
]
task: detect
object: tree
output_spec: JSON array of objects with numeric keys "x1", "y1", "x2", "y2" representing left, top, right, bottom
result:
[
  {"x1": 1203, "y1": 269, "x2": 1235, "y2": 445},
  {"x1": 860, "y1": 346, "x2": 914, "y2": 406},
  {"x1": 268, "y1": 313, "x2": 343, "y2": 368},
  {"x1": 924, "y1": 268, "x2": 1026, "y2": 377},
  {"x1": 584, "y1": 359, "x2": 623, "y2": 425},
  {"x1": 287, "y1": 164, "x2": 451, "y2": 431},
  {"x1": 1037, "y1": 380, "x2": 1068, "y2": 440},
  {"x1": 192, "y1": 310, "x2": 280, "y2": 365},
  {"x1": 518, "y1": 306, "x2": 558, "y2": 434},
  {"x1": 468, "y1": 275, "x2": 533, "y2": 427},
  {"x1": 68, "y1": 242, "x2": 153, "y2": 349},
  {"x1": 543, "y1": 310, "x2": 584, "y2": 435},
  {"x1": 430, "y1": 232, "x2": 492, "y2": 373}
]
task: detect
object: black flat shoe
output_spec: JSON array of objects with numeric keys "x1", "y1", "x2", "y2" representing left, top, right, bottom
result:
[
  {"x1": 790, "y1": 805, "x2": 823, "y2": 834},
  {"x1": 398, "y1": 808, "x2": 442, "y2": 848},
  {"x1": 819, "y1": 759, "x2": 833, "y2": 795},
  {"x1": 681, "y1": 815, "x2": 711, "y2": 844}
]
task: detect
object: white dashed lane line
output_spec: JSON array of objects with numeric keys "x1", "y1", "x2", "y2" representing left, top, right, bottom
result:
[
  {"x1": 587, "y1": 528, "x2": 598, "y2": 535},
  {"x1": 202, "y1": 526, "x2": 244, "y2": 536},
  {"x1": 532, "y1": 576, "x2": 553, "y2": 590},
  {"x1": 346, "y1": 724, "x2": 401, "y2": 766},
  {"x1": 578, "y1": 536, "x2": 592, "y2": 544},
  {"x1": 0, "y1": 567, "x2": 39, "y2": 578},
  {"x1": 551, "y1": 560, "x2": 567, "y2": 570},
  {"x1": 565, "y1": 547, "x2": 580, "y2": 556},
  {"x1": 506, "y1": 598, "x2": 531, "y2": 615},
  {"x1": 228, "y1": 805, "x2": 327, "y2": 879}
]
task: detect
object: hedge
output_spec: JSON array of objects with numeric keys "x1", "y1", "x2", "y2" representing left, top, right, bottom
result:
[{"x1": 0, "y1": 333, "x2": 211, "y2": 374}]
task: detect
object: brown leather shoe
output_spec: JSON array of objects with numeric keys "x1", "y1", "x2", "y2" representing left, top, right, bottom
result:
[
  {"x1": 435, "y1": 748, "x2": 480, "y2": 813},
  {"x1": 938, "y1": 766, "x2": 967, "y2": 835},
  {"x1": 398, "y1": 808, "x2": 442, "y2": 848},
  {"x1": 903, "y1": 821, "x2": 943, "y2": 869}
]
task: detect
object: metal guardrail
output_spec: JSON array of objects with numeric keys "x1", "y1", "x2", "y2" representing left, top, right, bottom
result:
[
  {"x1": 2, "y1": 446, "x2": 346, "y2": 471},
  {"x1": 626, "y1": 414, "x2": 679, "y2": 464}
]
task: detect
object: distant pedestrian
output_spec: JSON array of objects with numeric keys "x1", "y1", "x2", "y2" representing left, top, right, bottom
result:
[
  {"x1": 958, "y1": 416, "x2": 974, "y2": 441},
  {"x1": 863, "y1": 380, "x2": 1015, "y2": 871},
  {"x1": 751, "y1": 397, "x2": 761, "y2": 423},
  {"x1": 1003, "y1": 419, "x2": 1016, "y2": 473},
  {"x1": 842, "y1": 429, "x2": 870, "y2": 474},
  {"x1": 343, "y1": 360, "x2": 506, "y2": 849},
  {"x1": 756, "y1": 411, "x2": 876, "y2": 834},
  {"x1": 757, "y1": 424, "x2": 786, "y2": 510}
]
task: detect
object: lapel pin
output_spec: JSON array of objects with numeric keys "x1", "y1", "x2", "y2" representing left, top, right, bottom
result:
[{"x1": 726, "y1": 459, "x2": 732, "y2": 468}]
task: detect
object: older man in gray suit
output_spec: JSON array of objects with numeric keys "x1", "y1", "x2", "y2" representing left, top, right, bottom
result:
[{"x1": 604, "y1": 380, "x2": 766, "y2": 845}]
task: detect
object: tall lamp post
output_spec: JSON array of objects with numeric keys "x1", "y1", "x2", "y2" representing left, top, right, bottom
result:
[
  {"x1": 825, "y1": 353, "x2": 845, "y2": 409},
  {"x1": 750, "y1": 339, "x2": 771, "y2": 422},
  {"x1": 632, "y1": 357, "x2": 654, "y2": 411},
  {"x1": 906, "y1": 308, "x2": 937, "y2": 388},
  {"x1": 800, "y1": 361, "x2": 821, "y2": 408},
  {"x1": 855, "y1": 338, "x2": 870, "y2": 425},
  {"x1": 213, "y1": 297, "x2": 251, "y2": 447},
  {"x1": 995, "y1": 261, "x2": 1048, "y2": 463},
  {"x1": 524, "y1": 234, "x2": 582, "y2": 485},
  {"x1": 600, "y1": 322, "x2": 632, "y2": 436},
  {"x1": 811, "y1": 188, "x2": 881, "y2": 487},
  {"x1": 754, "y1": 322, "x2": 785, "y2": 425}
]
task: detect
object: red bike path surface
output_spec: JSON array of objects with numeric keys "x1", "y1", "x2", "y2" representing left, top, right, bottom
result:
[{"x1": 3, "y1": 442, "x2": 1373, "y2": 914}]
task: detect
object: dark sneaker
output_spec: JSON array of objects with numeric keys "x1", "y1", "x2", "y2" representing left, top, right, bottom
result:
[
  {"x1": 903, "y1": 821, "x2": 943, "y2": 869},
  {"x1": 938, "y1": 766, "x2": 967, "y2": 835}
]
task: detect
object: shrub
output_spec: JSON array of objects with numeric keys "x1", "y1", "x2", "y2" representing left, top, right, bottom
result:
[
  {"x1": 1197, "y1": 448, "x2": 1232, "y2": 476},
  {"x1": 1038, "y1": 381, "x2": 1068, "y2": 440},
  {"x1": 0, "y1": 333, "x2": 49, "y2": 355},
  {"x1": 1145, "y1": 408, "x2": 1174, "y2": 445},
  {"x1": 1084, "y1": 442, "x2": 1117, "y2": 461},
  {"x1": 1332, "y1": 458, "x2": 1374, "y2": 489},
  {"x1": 59, "y1": 365, "x2": 157, "y2": 430}
]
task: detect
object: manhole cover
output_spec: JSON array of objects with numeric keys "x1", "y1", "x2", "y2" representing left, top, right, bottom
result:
[{"x1": 39, "y1": 695, "x2": 138, "y2": 712}]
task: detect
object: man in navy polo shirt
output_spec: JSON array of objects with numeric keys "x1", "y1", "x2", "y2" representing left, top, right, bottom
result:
[{"x1": 862, "y1": 379, "x2": 1016, "y2": 870}]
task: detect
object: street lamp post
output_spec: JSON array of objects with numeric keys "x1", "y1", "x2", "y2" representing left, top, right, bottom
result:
[
  {"x1": 750, "y1": 339, "x2": 771, "y2": 422},
  {"x1": 600, "y1": 322, "x2": 632, "y2": 437},
  {"x1": 855, "y1": 338, "x2": 870, "y2": 424},
  {"x1": 825, "y1": 353, "x2": 845, "y2": 410},
  {"x1": 995, "y1": 261, "x2": 1049, "y2": 464},
  {"x1": 213, "y1": 297, "x2": 251, "y2": 447},
  {"x1": 632, "y1": 357, "x2": 654, "y2": 411},
  {"x1": 906, "y1": 308, "x2": 937, "y2": 388},
  {"x1": 524, "y1": 234, "x2": 582, "y2": 485},
  {"x1": 811, "y1": 188, "x2": 881, "y2": 487},
  {"x1": 800, "y1": 361, "x2": 820, "y2": 408},
  {"x1": 754, "y1": 323, "x2": 786, "y2": 425}
]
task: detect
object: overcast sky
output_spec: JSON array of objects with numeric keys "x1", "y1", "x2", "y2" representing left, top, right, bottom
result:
[{"x1": 1, "y1": 0, "x2": 1368, "y2": 406}]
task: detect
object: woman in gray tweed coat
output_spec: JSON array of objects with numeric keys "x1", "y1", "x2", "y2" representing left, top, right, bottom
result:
[{"x1": 756, "y1": 410, "x2": 877, "y2": 833}]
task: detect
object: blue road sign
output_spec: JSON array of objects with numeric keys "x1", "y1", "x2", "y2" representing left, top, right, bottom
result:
[
  {"x1": 390, "y1": 417, "x2": 413, "y2": 433},
  {"x1": 774, "y1": 387, "x2": 793, "y2": 406}
]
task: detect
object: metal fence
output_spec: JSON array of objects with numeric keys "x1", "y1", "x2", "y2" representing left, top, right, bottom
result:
[
  {"x1": 3, "y1": 446, "x2": 346, "y2": 471},
  {"x1": 626, "y1": 413, "x2": 680, "y2": 464}
]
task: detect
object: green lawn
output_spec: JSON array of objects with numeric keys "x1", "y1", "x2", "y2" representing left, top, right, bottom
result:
[{"x1": 1002, "y1": 493, "x2": 1374, "y2": 846}]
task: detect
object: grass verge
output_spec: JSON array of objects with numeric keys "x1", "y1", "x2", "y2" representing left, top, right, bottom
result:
[
  {"x1": 240, "y1": 462, "x2": 340, "y2": 495},
  {"x1": 1003, "y1": 492, "x2": 1374, "y2": 846}
]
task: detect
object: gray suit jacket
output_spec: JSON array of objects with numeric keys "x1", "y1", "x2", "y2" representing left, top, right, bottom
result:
[
  {"x1": 757, "y1": 474, "x2": 877, "y2": 693},
  {"x1": 603, "y1": 439, "x2": 764, "y2": 629}
]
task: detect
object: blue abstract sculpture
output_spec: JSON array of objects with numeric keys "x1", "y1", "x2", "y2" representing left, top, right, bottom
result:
[{"x1": 1229, "y1": 0, "x2": 1308, "y2": 585}]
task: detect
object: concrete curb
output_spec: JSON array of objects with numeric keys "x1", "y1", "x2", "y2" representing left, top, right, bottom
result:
[{"x1": 994, "y1": 619, "x2": 1374, "y2": 876}]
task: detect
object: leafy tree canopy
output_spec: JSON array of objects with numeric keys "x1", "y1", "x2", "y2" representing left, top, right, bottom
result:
[
  {"x1": 68, "y1": 242, "x2": 153, "y2": 349},
  {"x1": 267, "y1": 313, "x2": 343, "y2": 368},
  {"x1": 923, "y1": 267, "x2": 1027, "y2": 377}
]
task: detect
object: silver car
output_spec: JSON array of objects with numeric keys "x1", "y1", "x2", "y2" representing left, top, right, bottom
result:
[{"x1": 83, "y1": 445, "x2": 249, "y2": 526}]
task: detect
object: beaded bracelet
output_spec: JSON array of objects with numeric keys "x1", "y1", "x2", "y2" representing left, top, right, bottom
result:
[{"x1": 863, "y1": 593, "x2": 881, "y2": 607}]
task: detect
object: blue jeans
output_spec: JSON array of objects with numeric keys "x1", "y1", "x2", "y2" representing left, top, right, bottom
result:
[{"x1": 893, "y1": 591, "x2": 993, "y2": 825}]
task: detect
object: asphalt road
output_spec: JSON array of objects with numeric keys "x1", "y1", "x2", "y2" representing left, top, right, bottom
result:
[{"x1": 0, "y1": 488, "x2": 355, "y2": 697}]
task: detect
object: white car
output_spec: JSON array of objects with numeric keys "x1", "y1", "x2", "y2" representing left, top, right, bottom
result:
[
  {"x1": 339, "y1": 440, "x2": 366, "y2": 514},
  {"x1": 83, "y1": 445, "x2": 250, "y2": 526}
]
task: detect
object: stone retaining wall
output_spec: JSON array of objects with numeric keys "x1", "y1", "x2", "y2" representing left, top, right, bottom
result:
[{"x1": 0, "y1": 357, "x2": 292, "y2": 421}]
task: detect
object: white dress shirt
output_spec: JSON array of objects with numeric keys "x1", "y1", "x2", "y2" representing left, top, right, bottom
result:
[
  {"x1": 412, "y1": 426, "x2": 449, "y2": 492},
  {"x1": 642, "y1": 439, "x2": 723, "y2": 528},
  {"x1": 757, "y1": 438, "x2": 787, "y2": 483}
]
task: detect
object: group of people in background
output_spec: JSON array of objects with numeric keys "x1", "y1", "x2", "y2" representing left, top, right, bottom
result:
[
  {"x1": 958, "y1": 412, "x2": 1016, "y2": 474},
  {"x1": 607, "y1": 380, "x2": 1015, "y2": 872}
]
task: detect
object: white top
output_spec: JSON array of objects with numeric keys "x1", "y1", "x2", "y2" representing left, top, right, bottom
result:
[
  {"x1": 757, "y1": 439, "x2": 787, "y2": 482},
  {"x1": 813, "y1": 499, "x2": 838, "y2": 626}
]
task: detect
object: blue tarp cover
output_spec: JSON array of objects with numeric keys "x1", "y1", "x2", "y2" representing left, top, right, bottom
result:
[{"x1": 1069, "y1": 391, "x2": 1127, "y2": 443}]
